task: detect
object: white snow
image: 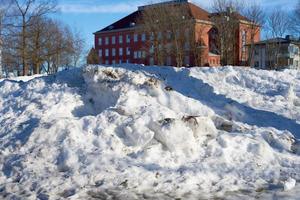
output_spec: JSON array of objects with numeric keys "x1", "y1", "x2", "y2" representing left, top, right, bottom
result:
[
  {"x1": 283, "y1": 177, "x2": 296, "y2": 191},
  {"x1": 0, "y1": 64, "x2": 300, "y2": 199}
]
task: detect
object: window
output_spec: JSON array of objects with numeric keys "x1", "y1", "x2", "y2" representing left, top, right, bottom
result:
[
  {"x1": 105, "y1": 49, "x2": 109, "y2": 57},
  {"x1": 105, "y1": 37, "x2": 109, "y2": 45},
  {"x1": 99, "y1": 49, "x2": 102, "y2": 57},
  {"x1": 242, "y1": 30, "x2": 247, "y2": 52},
  {"x1": 126, "y1": 34, "x2": 130, "y2": 43},
  {"x1": 150, "y1": 45, "x2": 154, "y2": 53},
  {"x1": 141, "y1": 33, "x2": 146, "y2": 42},
  {"x1": 119, "y1": 60, "x2": 122, "y2": 64},
  {"x1": 119, "y1": 35, "x2": 123, "y2": 44},
  {"x1": 126, "y1": 47, "x2": 130, "y2": 55},
  {"x1": 142, "y1": 51, "x2": 146, "y2": 58},
  {"x1": 184, "y1": 56, "x2": 190, "y2": 66},
  {"x1": 134, "y1": 51, "x2": 138, "y2": 59},
  {"x1": 254, "y1": 61, "x2": 259, "y2": 68},
  {"x1": 98, "y1": 38, "x2": 102, "y2": 45},
  {"x1": 112, "y1": 36, "x2": 116, "y2": 45},
  {"x1": 119, "y1": 48, "x2": 123, "y2": 56},
  {"x1": 112, "y1": 60, "x2": 116, "y2": 65},
  {"x1": 150, "y1": 32, "x2": 154, "y2": 41},
  {"x1": 112, "y1": 48, "x2": 116, "y2": 57},
  {"x1": 185, "y1": 29, "x2": 190, "y2": 38},
  {"x1": 105, "y1": 60, "x2": 109, "y2": 65},
  {"x1": 158, "y1": 32, "x2": 162, "y2": 40},
  {"x1": 138, "y1": 51, "x2": 142, "y2": 58},
  {"x1": 184, "y1": 42, "x2": 190, "y2": 50},
  {"x1": 167, "y1": 31, "x2": 172, "y2": 40},
  {"x1": 149, "y1": 57, "x2": 154, "y2": 65},
  {"x1": 126, "y1": 59, "x2": 129, "y2": 63},
  {"x1": 166, "y1": 57, "x2": 171, "y2": 66},
  {"x1": 134, "y1": 34, "x2": 138, "y2": 42}
]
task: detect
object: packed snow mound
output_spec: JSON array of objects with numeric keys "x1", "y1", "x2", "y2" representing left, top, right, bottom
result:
[
  {"x1": 0, "y1": 65, "x2": 300, "y2": 199},
  {"x1": 191, "y1": 67, "x2": 300, "y2": 124}
]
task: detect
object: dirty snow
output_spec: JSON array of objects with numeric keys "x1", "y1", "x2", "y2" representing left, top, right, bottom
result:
[{"x1": 0, "y1": 65, "x2": 300, "y2": 199}]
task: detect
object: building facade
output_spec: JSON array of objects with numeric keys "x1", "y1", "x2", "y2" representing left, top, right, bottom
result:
[
  {"x1": 250, "y1": 36, "x2": 300, "y2": 70},
  {"x1": 94, "y1": 0, "x2": 260, "y2": 67}
]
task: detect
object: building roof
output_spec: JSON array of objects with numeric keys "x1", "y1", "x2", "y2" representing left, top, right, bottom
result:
[
  {"x1": 188, "y1": 3, "x2": 210, "y2": 21},
  {"x1": 209, "y1": 11, "x2": 250, "y2": 22},
  {"x1": 251, "y1": 36, "x2": 300, "y2": 46},
  {"x1": 94, "y1": 11, "x2": 142, "y2": 33},
  {"x1": 94, "y1": 0, "x2": 249, "y2": 34}
]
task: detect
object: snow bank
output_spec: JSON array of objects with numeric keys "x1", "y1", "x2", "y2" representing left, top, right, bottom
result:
[{"x1": 0, "y1": 65, "x2": 300, "y2": 199}]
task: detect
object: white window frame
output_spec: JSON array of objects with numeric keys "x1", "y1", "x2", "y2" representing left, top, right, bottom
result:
[
  {"x1": 98, "y1": 38, "x2": 102, "y2": 45},
  {"x1": 112, "y1": 36, "x2": 116, "y2": 45},
  {"x1": 138, "y1": 51, "x2": 142, "y2": 58},
  {"x1": 149, "y1": 57, "x2": 154, "y2": 65},
  {"x1": 105, "y1": 37, "x2": 109, "y2": 45},
  {"x1": 105, "y1": 49, "x2": 109, "y2": 57},
  {"x1": 119, "y1": 48, "x2": 123, "y2": 56},
  {"x1": 134, "y1": 34, "x2": 138, "y2": 42},
  {"x1": 112, "y1": 48, "x2": 116, "y2": 57},
  {"x1": 141, "y1": 33, "x2": 146, "y2": 42},
  {"x1": 134, "y1": 51, "x2": 138, "y2": 59},
  {"x1": 184, "y1": 55, "x2": 190, "y2": 65},
  {"x1": 119, "y1": 35, "x2": 123, "y2": 44},
  {"x1": 126, "y1": 47, "x2": 130, "y2": 55},
  {"x1": 166, "y1": 56, "x2": 171, "y2": 66},
  {"x1": 99, "y1": 49, "x2": 102, "y2": 57},
  {"x1": 126, "y1": 34, "x2": 130, "y2": 43}
]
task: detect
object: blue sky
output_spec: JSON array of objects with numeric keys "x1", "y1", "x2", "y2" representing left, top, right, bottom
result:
[{"x1": 56, "y1": 0, "x2": 298, "y2": 49}]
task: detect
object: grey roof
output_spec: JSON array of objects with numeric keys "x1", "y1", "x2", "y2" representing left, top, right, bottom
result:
[{"x1": 252, "y1": 37, "x2": 300, "y2": 46}]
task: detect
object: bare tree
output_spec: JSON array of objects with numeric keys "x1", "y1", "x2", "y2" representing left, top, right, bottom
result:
[
  {"x1": 265, "y1": 8, "x2": 292, "y2": 69},
  {"x1": 6, "y1": 0, "x2": 57, "y2": 75},
  {"x1": 38, "y1": 19, "x2": 84, "y2": 74},
  {"x1": 242, "y1": 1, "x2": 265, "y2": 65},
  {"x1": 210, "y1": 0, "x2": 243, "y2": 65},
  {"x1": 138, "y1": 2, "x2": 199, "y2": 67},
  {"x1": 0, "y1": 0, "x2": 11, "y2": 77},
  {"x1": 292, "y1": 0, "x2": 300, "y2": 35}
]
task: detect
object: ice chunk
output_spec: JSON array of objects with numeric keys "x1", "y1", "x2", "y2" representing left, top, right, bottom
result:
[{"x1": 283, "y1": 178, "x2": 296, "y2": 191}]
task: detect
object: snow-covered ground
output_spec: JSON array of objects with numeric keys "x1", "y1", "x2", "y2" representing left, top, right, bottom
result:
[{"x1": 0, "y1": 65, "x2": 300, "y2": 199}]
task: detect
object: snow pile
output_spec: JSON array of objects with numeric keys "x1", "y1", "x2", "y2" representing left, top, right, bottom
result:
[
  {"x1": 0, "y1": 65, "x2": 300, "y2": 199},
  {"x1": 191, "y1": 67, "x2": 300, "y2": 124}
]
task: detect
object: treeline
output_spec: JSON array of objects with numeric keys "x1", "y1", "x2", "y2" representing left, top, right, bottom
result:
[{"x1": 0, "y1": 0, "x2": 84, "y2": 77}]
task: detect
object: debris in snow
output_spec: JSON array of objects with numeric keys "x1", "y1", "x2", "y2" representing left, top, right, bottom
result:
[{"x1": 164, "y1": 86, "x2": 173, "y2": 91}]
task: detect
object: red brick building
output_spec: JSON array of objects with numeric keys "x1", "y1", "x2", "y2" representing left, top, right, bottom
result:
[{"x1": 94, "y1": 0, "x2": 260, "y2": 67}]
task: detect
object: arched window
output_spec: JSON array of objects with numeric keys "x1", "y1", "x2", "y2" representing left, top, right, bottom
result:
[{"x1": 208, "y1": 27, "x2": 220, "y2": 55}]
